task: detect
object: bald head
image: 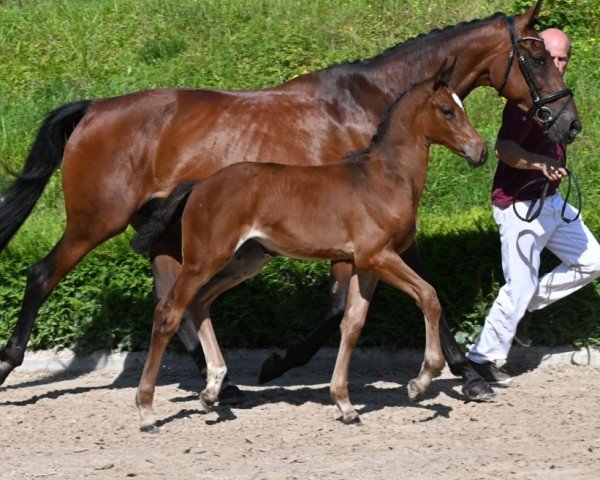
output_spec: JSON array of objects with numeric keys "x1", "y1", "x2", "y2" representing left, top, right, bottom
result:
[{"x1": 539, "y1": 28, "x2": 571, "y2": 76}]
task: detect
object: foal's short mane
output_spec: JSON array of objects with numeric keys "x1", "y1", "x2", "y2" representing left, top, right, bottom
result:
[
  {"x1": 342, "y1": 77, "x2": 448, "y2": 162},
  {"x1": 326, "y1": 11, "x2": 506, "y2": 71}
]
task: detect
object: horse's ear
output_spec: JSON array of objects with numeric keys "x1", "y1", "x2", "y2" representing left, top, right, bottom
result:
[
  {"x1": 519, "y1": 0, "x2": 543, "y2": 29},
  {"x1": 433, "y1": 57, "x2": 457, "y2": 90}
]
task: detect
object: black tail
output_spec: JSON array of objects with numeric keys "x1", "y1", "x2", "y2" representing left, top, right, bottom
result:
[
  {"x1": 130, "y1": 182, "x2": 196, "y2": 254},
  {"x1": 0, "y1": 100, "x2": 93, "y2": 252}
]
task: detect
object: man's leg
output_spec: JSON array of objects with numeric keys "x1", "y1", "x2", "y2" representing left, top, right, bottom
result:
[
  {"x1": 467, "y1": 203, "x2": 555, "y2": 369},
  {"x1": 527, "y1": 197, "x2": 600, "y2": 311}
]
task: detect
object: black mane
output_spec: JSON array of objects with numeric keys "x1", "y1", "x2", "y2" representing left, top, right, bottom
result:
[{"x1": 327, "y1": 11, "x2": 507, "y2": 71}]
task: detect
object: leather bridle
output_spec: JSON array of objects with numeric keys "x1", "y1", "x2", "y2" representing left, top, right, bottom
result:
[{"x1": 497, "y1": 15, "x2": 574, "y2": 133}]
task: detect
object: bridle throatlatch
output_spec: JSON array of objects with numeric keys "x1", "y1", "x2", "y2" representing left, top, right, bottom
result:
[{"x1": 497, "y1": 16, "x2": 574, "y2": 133}]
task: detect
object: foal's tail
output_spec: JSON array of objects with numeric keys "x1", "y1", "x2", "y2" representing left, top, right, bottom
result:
[
  {"x1": 0, "y1": 100, "x2": 93, "y2": 252},
  {"x1": 130, "y1": 182, "x2": 196, "y2": 254}
]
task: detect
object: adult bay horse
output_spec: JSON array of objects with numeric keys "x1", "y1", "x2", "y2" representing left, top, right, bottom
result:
[
  {"x1": 132, "y1": 71, "x2": 488, "y2": 430},
  {"x1": 0, "y1": 1, "x2": 579, "y2": 399}
]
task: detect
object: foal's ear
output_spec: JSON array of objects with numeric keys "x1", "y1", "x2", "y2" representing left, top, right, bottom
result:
[
  {"x1": 519, "y1": 0, "x2": 543, "y2": 29},
  {"x1": 433, "y1": 57, "x2": 457, "y2": 91}
]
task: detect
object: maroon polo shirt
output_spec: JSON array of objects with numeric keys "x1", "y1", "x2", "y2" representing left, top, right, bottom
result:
[{"x1": 491, "y1": 101, "x2": 567, "y2": 207}]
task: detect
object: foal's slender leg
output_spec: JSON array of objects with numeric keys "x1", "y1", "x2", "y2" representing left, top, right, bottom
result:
[
  {"x1": 330, "y1": 271, "x2": 378, "y2": 424},
  {"x1": 359, "y1": 248, "x2": 445, "y2": 401},
  {"x1": 400, "y1": 241, "x2": 495, "y2": 399},
  {"x1": 257, "y1": 260, "x2": 351, "y2": 384},
  {"x1": 136, "y1": 255, "x2": 235, "y2": 430},
  {"x1": 136, "y1": 239, "x2": 260, "y2": 430},
  {"x1": 152, "y1": 255, "x2": 208, "y2": 374},
  {"x1": 191, "y1": 247, "x2": 274, "y2": 405},
  {"x1": 136, "y1": 267, "x2": 207, "y2": 432}
]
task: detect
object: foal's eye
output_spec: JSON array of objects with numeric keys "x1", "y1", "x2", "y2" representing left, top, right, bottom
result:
[
  {"x1": 531, "y1": 56, "x2": 545, "y2": 67},
  {"x1": 442, "y1": 107, "x2": 453, "y2": 119}
]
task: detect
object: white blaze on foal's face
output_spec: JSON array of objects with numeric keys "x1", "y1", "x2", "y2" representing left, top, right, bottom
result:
[{"x1": 451, "y1": 92, "x2": 465, "y2": 111}]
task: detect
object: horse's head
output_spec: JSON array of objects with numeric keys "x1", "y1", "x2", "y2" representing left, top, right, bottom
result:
[
  {"x1": 490, "y1": 0, "x2": 580, "y2": 144},
  {"x1": 421, "y1": 62, "x2": 488, "y2": 168}
]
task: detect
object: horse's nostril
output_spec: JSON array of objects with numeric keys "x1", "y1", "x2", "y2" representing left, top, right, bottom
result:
[
  {"x1": 570, "y1": 119, "x2": 582, "y2": 136},
  {"x1": 480, "y1": 149, "x2": 489, "y2": 164}
]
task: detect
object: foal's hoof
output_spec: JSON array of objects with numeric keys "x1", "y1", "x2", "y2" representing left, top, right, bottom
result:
[
  {"x1": 408, "y1": 379, "x2": 425, "y2": 402},
  {"x1": 257, "y1": 353, "x2": 285, "y2": 385},
  {"x1": 462, "y1": 380, "x2": 496, "y2": 401},
  {"x1": 199, "y1": 393, "x2": 215, "y2": 413},
  {"x1": 341, "y1": 412, "x2": 362, "y2": 426},
  {"x1": 140, "y1": 423, "x2": 160, "y2": 434}
]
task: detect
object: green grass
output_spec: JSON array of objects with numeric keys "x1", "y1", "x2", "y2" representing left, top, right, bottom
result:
[{"x1": 0, "y1": 0, "x2": 598, "y2": 352}]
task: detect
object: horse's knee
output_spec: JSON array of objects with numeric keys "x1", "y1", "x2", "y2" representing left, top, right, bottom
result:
[
  {"x1": 153, "y1": 301, "x2": 181, "y2": 336},
  {"x1": 25, "y1": 261, "x2": 53, "y2": 298}
]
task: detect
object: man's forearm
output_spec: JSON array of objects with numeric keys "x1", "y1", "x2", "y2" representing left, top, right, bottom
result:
[
  {"x1": 495, "y1": 140, "x2": 552, "y2": 170},
  {"x1": 495, "y1": 140, "x2": 566, "y2": 181}
]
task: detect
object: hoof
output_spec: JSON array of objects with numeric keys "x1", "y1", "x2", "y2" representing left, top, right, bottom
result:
[
  {"x1": 341, "y1": 412, "x2": 361, "y2": 425},
  {"x1": 408, "y1": 379, "x2": 425, "y2": 402},
  {"x1": 257, "y1": 353, "x2": 285, "y2": 385},
  {"x1": 219, "y1": 383, "x2": 245, "y2": 406},
  {"x1": 462, "y1": 380, "x2": 496, "y2": 401},
  {"x1": 0, "y1": 361, "x2": 13, "y2": 386},
  {"x1": 140, "y1": 423, "x2": 160, "y2": 434},
  {"x1": 199, "y1": 393, "x2": 214, "y2": 413}
]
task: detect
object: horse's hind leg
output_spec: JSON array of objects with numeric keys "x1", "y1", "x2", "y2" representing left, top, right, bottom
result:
[
  {"x1": 152, "y1": 255, "x2": 208, "y2": 375},
  {"x1": 258, "y1": 260, "x2": 351, "y2": 384},
  {"x1": 330, "y1": 270, "x2": 378, "y2": 424},
  {"x1": 136, "y1": 245, "x2": 242, "y2": 431},
  {"x1": 191, "y1": 240, "x2": 274, "y2": 406},
  {"x1": 400, "y1": 241, "x2": 495, "y2": 400},
  {"x1": 358, "y1": 247, "x2": 445, "y2": 401},
  {"x1": 0, "y1": 223, "x2": 126, "y2": 385}
]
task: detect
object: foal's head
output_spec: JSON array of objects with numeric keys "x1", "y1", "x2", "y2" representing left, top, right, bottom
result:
[{"x1": 414, "y1": 64, "x2": 488, "y2": 168}]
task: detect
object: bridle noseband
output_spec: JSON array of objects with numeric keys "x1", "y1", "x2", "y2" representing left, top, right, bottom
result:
[{"x1": 497, "y1": 15, "x2": 574, "y2": 132}]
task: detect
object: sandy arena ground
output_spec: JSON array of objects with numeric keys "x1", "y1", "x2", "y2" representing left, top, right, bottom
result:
[{"x1": 1, "y1": 349, "x2": 599, "y2": 480}]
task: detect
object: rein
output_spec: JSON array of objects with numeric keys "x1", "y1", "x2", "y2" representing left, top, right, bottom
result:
[
  {"x1": 512, "y1": 168, "x2": 582, "y2": 223},
  {"x1": 497, "y1": 16, "x2": 574, "y2": 132}
]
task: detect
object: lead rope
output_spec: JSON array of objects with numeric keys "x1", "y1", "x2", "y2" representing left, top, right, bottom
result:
[{"x1": 512, "y1": 168, "x2": 582, "y2": 223}]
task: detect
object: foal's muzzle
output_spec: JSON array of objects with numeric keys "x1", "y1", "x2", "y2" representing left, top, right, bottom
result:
[{"x1": 465, "y1": 145, "x2": 488, "y2": 168}]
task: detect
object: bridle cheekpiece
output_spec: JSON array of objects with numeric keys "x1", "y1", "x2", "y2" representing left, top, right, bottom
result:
[{"x1": 497, "y1": 15, "x2": 574, "y2": 132}]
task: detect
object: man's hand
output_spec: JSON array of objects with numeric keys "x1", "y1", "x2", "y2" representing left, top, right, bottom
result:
[{"x1": 538, "y1": 159, "x2": 568, "y2": 181}]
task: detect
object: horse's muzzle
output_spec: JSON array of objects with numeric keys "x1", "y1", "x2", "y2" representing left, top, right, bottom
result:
[{"x1": 465, "y1": 145, "x2": 488, "y2": 168}]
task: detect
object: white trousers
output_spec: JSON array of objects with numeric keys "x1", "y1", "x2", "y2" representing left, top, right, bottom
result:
[{"x1": 467, "y1": 194, "x2": 600, "y2": 364}]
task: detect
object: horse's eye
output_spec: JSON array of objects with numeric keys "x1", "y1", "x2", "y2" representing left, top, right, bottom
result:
[
  {"x1": 442, "y1": 107, "x2": 453, "y2": 119},
  {"x1": 531, "y1": 56, "x2": 545, "y2": 67}
]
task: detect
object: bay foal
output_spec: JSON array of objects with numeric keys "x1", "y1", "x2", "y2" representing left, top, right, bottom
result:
[{"x1": 133, "y1": 71, "x2": 488, "y2": 430}]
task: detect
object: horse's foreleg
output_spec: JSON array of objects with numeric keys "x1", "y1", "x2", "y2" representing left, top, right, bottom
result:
[
  {"x1": 400, "y1": 241, "x2": 496, "y2": 400},
  {"x1": 152, "y1": 255, "x2": 208, "y2": 375},
  {"x1": 257, "y1": 260, "x2": 352, "y2": 384},
  {"x1": 360, "y1": 247, "x2": 445, "y2": 401},
  {"x1": 0, "y1": 226, "x2": 121, "y2": 386},
  {"x1": 330, "y1": 270, "x2": 378, "y2": 424}
]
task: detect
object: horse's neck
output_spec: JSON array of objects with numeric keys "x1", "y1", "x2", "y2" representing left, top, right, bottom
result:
[
  {"x1": 364, "y1": 124, "x2": 430, "y2": 198},
  {"x1": 321, "y1": 21, "x2": 499, "y2": 107}
]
